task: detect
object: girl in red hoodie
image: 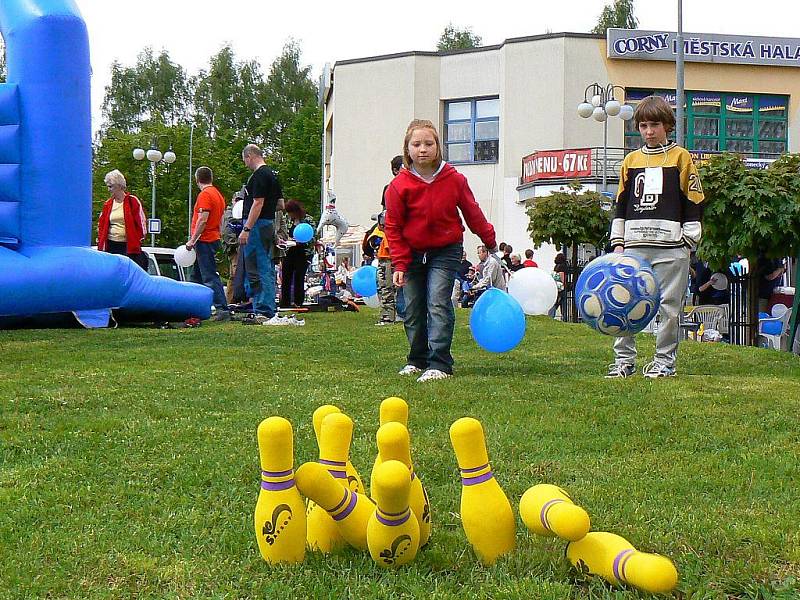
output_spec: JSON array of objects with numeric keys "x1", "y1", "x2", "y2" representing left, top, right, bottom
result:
[{"x1": 385, "y1": 120, "x2": 498, "y2": 382}]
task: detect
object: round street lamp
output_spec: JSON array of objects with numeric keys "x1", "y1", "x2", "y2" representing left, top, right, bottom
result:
[
  {"x1": 576, "y1": 83, "x2": 634, "y2": 193},
  {"x1": 134, "y1": 138, "x2": 176, "y2": 247}
]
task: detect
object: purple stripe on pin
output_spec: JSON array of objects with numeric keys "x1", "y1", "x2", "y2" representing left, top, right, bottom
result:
[
  {"x1": 330, "y1": 489, "x2": 349, "y2": 513},
  {"x1": 539, "y1": 498, "x2": 564, "y2": 532},
  {"x1": 329, "y1": 470, "x2": 347, "y2": 479},
  {"x1": 612, "y1": 548, "x2": 635, "y2": 582},
  {"x1": 460, "y1": 463, "x2": 489, "y2": 474},
  {"x1": 319, "y1": 459, "x2": 346, "y2": 467},
  {"x1": 262, "y1": 468, "x2": 293, "y2": 478},
  {"x1": 461, "y1": 470, "x2": 493, "y2": 486},
  {"x1": 333, "y1": 491, "x2": 358, "y2": 521},
  {"x1": 261, "y1": 479, "x2": 295, "y2": 491},
  {"x1": 376, "y1": 511, "x2": 410, "y2": 527}
]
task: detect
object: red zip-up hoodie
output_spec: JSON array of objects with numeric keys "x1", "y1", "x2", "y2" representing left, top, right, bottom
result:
[{"x1": 384, "y1": 163, "x2": 496, "y2": 273}]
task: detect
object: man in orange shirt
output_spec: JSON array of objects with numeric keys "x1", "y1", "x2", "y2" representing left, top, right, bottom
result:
[{"x1": 187, "y1": 166, "x2": 228, "y2": 319}]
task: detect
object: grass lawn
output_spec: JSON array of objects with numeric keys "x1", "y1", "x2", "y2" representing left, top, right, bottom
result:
[{"x1": 1, "y1": 309, "x2": 799, "y2": 599}]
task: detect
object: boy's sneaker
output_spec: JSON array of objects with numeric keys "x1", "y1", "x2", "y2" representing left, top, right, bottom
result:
[
  {"x1": 642, "y1": 361, "x2": 676, "y2": 378},
  {"x1": 416, "y1": 369, "x2": 452, "y2": 383},
  {"x1": 605, "y1": 362, "x2": 636, "y2": 378},
  {"x1": 398, "y1": 364, "x2": 423, "y2": 376},
  {"x1": 286, "y1": 316, "x2": 306, "y2": 327}
]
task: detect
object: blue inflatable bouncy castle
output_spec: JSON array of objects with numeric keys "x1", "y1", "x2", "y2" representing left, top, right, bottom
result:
[{"x1": 0, "y1": 0, "x2": 212, "y2": 327}]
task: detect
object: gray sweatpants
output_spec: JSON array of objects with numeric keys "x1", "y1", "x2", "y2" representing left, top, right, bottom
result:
[{"x1": 613, "y1": 246, "x2": 690, "y2": 369}]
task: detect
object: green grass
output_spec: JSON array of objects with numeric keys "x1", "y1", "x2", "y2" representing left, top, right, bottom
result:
[{"x1": 1, "y1": 310, "x2": 799, "y2": 599}]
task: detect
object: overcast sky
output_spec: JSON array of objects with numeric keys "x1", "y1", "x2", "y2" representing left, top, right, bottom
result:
[{"x1": 80, "y1": 0, "x2": 800, "y2": 130}]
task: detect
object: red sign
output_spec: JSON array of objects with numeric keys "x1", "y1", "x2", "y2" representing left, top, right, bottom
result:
[{"x1": 522, "y1": 149, "x2": 592, "y2": 183}]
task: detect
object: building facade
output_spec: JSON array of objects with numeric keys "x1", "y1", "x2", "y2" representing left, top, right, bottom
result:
[{"x1": 322, "y1": 30, "x2": 800, "y2": 268}]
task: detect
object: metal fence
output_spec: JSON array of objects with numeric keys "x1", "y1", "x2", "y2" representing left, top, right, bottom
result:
[
  {"x1": 557, "y1": 263, "x2": 586, "y2": 323},
  {"x1": 727, "y1": 273, "x2": 753, "y2": 346}
]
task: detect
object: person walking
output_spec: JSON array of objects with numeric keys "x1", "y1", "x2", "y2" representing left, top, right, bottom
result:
[
  {"x1": 240, "y1": 144, "x2": 284, "y2": 323},
  {"x1": 385, "y1": 119, "x2": 497, "y2": 382},
  {"x1": 187, "y1": 166, "x2": 228, "y2": 320}
]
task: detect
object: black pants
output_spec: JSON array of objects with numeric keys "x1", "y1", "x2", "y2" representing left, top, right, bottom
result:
[
  {"x1": 280, "y1": 249, "x2": 309, "y2": 307},
  {"x1": 105, "y1": 240, "x2": 148, "y2": 270}
]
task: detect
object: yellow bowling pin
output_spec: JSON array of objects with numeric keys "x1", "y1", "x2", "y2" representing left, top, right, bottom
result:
[
  {"x1": 371, "y1": 396, "x2": 409, "y2": 486},
  {"x1": 307, "y1": 405, "x2": 345, "y2": 553},
  {"x1": 312, "y1": 404, "x2": 364, "y2": 493},
  {"x1": 367, "y1": 460, "x2": 420, "y2": 567},
  {"x1": 566, "y1": 531, "x2": 678, "y2": 594},
  {"x1": 448, "y1": 417, "x2": 515, "y2": 565},
  {"x1": 295, "y1": 461, "x2": 374, "y2": 551},
  {"x1": 375, "y1": 422, "x2": 431, "y2": 547},
  {"x1": 519, "y1": 483, "x2": 590, "y2": 542},
  {"x1": 254, "y1": 417, "x2": 306, "y2": 564}
]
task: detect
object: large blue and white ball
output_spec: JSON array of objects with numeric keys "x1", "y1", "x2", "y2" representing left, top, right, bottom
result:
[{"x1": 575, "y1": 253, "x2": 661, "y2": 336}]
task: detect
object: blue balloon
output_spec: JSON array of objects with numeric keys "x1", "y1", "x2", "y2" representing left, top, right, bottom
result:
[
  {"x1": 293, "y1": 222, "x2": 313, "y2": 243},
  {"x1": 470, "y1": 288, "x2": 526, "y2": 353},
  {"x1": 352, "y1": 265, "x2": 378, "y2": 297}
]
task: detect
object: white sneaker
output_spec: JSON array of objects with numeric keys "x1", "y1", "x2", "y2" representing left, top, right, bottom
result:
[
  {"x1": 398, "y1": 365, "x2": 423, "y2": 376},
  {"x1": 287, "y1": 316, "x2": 306, "y2": 326},
  {"x1": 416, "y1": 369, "x2": 452, "y2": 383},
  {"x1": 642, "y1": 361, "x2": 676, "y2": 378},
  {"x1": 262, "y1": 315, "x2": 288, "y2": 326}
]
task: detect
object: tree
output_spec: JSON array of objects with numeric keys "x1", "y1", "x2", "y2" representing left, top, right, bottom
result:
[
  {"x1": 191, "y1": 45, "x2": 267, "y2": 139},
  {"x1": 437, "y1": 24, "x2": 482, "y2": 51},
  {"x1": 260, "y1": 40, "x2": 318, "y2": 154},
  {"x1": 101, "y1": 48, "x2": 191, "y2": 132},
  {"x1": 525, "y1": 181, "x2": 610, "y2": 267},
  {"x1": 591, "y1": 0, "x2": 638, "y2": 34},
  {"x1": 278, "y1": 104, "x2": 322, "y2": 221},
  {"x1": 697, "y1": 153, "x2": 800, "y2": 344}
]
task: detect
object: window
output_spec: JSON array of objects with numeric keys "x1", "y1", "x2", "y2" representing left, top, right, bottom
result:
[
  {"x1": 624, "y1": 90, "x2": 788, "y2": 157},
  {"x1": 444, "y1": 97, "x2": 499, "y2": 163}
]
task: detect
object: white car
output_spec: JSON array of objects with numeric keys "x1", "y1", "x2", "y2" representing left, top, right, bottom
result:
[{"x1": 141, "y1": 246, "x2": 193, "y2": 282}]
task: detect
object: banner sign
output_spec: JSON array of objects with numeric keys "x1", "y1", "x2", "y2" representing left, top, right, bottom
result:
[
  {"x1": 689, "y1": 150, "x2": 776, "y2": 170},
  {"x1": 522, "y1": 149, "x2": 592, "y2": 183},
  {"x1": 608, "y1": 28, "x2": 800, "y2": 68}
]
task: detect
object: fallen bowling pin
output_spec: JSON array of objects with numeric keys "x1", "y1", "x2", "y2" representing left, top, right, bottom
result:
[
  {"x1": 254, "y1": 416, "x2": 306, "y2": 564},
  {"x1": 295, "y1": 461, "x2": 374, "y2": 552},
  {"x1": 448, "y1": 417, "x2": 515, "y2": 565},
  {"x1": 371, "y1": 396, "x2": 409, "y2": 485},
  {"x1": 375, "y1": 421, "x2": 431, "y2": 546},
  {"x1": 566, "y1": 531, "x2": 678, "y2": 594},
  {"x1": 367, "y1": 460, "x2": 420, "y2": 567},
  {"x1": 519, "y1": 483, "x2": 590, "y2": 542}
]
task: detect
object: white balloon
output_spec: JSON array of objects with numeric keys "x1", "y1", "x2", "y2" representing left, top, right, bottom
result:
[
  {"x1": 174, "y1": 244, "x2": 197, "y2": 267},
  {"x1": 363, "y1": 294, "x2": 381, "y2": 308},
  {"x1": 507, "y1": 267, "x2": 558, "y2": 315}
]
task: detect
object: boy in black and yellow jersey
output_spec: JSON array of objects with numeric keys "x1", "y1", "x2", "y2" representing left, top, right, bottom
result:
[{"x1": 606, "y1": 96, "x2": 705, "y2": 379}]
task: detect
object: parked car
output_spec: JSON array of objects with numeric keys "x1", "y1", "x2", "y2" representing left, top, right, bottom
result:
[
  {"x1": 92, "y1": 246, "x2": 192, "y2": 282},
  {"x1": 141, "y1": 246, "x2": 193, "y2": 282}
]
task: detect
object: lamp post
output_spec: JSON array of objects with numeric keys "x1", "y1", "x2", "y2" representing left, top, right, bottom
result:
[
  {"x1": 577, "y1": 83, "x2": 634, "y2": 193},
  {"x1": 133, "y1": 138, "x2": 176, "y2": 247}
]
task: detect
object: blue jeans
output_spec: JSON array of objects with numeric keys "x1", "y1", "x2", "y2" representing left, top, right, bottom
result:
[
  {"x1": 402, "y1": 242, "x2": 462, "y2": 374},
  {"x1": 243, "y1": 219, "x2": 276, "y2": 317},
  {"x1": 191, "y1": 239, "x2": 227, "y2": 310},
  {"x1": 396, "y1": 286, "x2": 406, "y2": 318}
]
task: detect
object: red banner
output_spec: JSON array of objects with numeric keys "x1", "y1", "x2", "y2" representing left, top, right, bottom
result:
[{"x1": 522, "y1": 149, "x2": 592, "y2": 183}]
